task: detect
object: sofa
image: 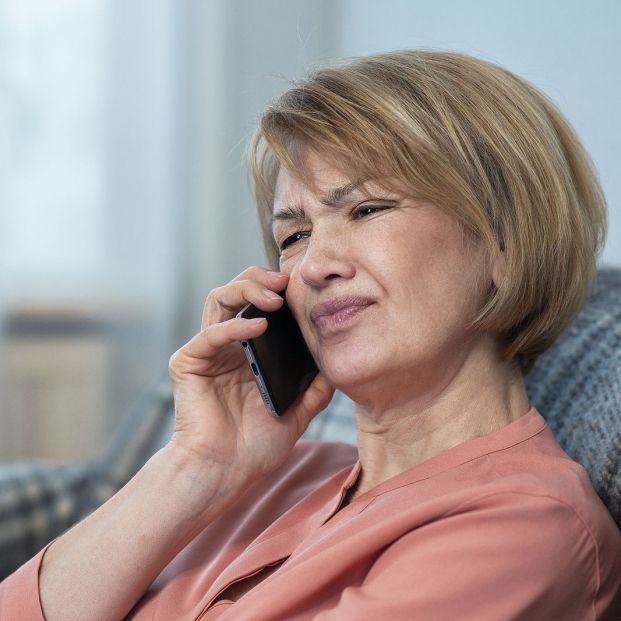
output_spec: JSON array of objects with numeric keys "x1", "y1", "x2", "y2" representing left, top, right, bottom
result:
[{"x1": 1, "y1": 267, "x2": 619, "y2": 581}]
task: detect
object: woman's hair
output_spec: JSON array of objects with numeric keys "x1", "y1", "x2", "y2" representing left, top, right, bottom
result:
[{"x1": 247, "y1": 49, "x2": 607, "y2": 375}]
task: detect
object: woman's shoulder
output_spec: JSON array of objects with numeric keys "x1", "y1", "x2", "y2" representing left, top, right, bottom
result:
[
  {"x1": 450, "y1": 418, "x2": 621, "y2": 595},
  {"x1": 477, "y1": 418, "x2": 612, "y2": 527}
]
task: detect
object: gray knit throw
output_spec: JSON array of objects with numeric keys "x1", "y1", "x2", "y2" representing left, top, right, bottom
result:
[{"x1": 524, "y1": 267, "x2": 621, "y2": 528}]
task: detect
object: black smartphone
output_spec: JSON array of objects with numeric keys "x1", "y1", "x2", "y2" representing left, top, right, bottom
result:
[{"x1": 237, "y1": 299, "x2": 318, "y2": 416}]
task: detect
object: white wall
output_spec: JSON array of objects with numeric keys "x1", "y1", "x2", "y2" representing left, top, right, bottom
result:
[
  {"x1": 0, "y1": 0, "x2": 186, "y2": 452},
  {"x1": 336, "y1": 0, "x2": 621, "y2": 267}
]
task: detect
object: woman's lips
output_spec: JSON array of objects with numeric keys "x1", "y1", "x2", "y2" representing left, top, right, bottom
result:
[{"x1": 310, "y1": 296, "x2": 374, "y2": 333}]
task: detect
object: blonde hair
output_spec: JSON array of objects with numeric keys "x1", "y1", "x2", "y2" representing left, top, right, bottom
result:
[{"x1": 247, "y1": 50, "x2": 607, "y2": 375}]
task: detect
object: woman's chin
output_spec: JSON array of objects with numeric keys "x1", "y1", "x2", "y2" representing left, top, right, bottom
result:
[{"x1": 318, "y1": 353, "x2": 385, "y2": 394}]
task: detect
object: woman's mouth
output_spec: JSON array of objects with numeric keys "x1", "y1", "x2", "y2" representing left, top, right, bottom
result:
[{"x1": 310, "y1": 296, "x2": 374, "y2": 334}]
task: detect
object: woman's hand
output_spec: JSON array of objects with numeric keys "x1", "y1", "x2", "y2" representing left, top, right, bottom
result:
[{"x1": 167, "y1": 266, "x2": 335, "y2": 496}]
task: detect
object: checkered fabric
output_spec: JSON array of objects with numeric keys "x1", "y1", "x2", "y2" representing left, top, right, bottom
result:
[
  {"x1": 0, "y1": 379, "x2": 174, "y2": 580},
  {"x1": 1, "y1": 267, "x2": 619, "y2": 580}
]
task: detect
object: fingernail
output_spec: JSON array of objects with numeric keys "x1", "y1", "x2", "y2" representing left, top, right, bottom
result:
[
  {"x1": 268, "y1": 271, "x2": 287, "y2": 278},
  {"x1": 249, "y1": 317, "x2": 266, "y2": 325},
  {"x1": 262, "y1": 289, "x2": 283, "y2": 301}
]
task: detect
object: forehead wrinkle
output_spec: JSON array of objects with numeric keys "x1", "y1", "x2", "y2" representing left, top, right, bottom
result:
[
  {"x1": 270, "y1": 177, "x2": 371, "y2": 229},
  {"x1": 319, "y1": 177, "x2": 369, "y2": 207},
  {"x1": 271, "y1": 204, "x2": 308, "y2": 228}
]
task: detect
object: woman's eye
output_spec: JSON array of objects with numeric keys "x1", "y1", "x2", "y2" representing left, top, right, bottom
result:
[
  {"x1": 280, "y1": 231, "x2": 309, "y2": 250},
  {"x1": 279, "y1": 205, "x2": 393, "y2": 250},
  {"x1": 353, "y1": 204, "x2": 391, "y2": 218}
]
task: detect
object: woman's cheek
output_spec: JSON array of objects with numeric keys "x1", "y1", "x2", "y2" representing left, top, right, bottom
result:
[
  {"x1": 278, "y1": 255, "x2": 293, "y2": 277},
  {"x1": 278, "y1": 247, "x2": 303, "y2": 274}
]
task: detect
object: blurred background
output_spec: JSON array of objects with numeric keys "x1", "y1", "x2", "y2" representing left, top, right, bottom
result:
[{"x1": 1, "y1": 0, "x2": 619, "y2": 463}]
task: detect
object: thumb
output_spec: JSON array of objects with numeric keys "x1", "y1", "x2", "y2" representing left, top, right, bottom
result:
[{"x1": 290, "y1": 373, "x2": 336, "y2": 434}]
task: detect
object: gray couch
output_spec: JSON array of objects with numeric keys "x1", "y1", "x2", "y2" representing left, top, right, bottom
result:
[{"x1": 1, "y1": 268, "x2": 620, "y2": 581}]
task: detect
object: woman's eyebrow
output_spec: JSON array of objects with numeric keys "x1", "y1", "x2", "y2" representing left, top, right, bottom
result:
[
  {"x1": 271, "y1": 204, "x2": 307, "y2": 226},
  {"x1": 271, "y1": 178, "x2": 369, "y2": 227},
  {"x1": 320, "y1": 178, "x2": 368, "y2": 207}
]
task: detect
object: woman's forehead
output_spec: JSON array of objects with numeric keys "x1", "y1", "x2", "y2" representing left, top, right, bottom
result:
[{"x1": 273, "y1": 157, "x2": 403, "y2": 210}]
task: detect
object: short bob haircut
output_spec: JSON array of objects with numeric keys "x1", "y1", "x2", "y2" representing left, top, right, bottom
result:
[{"x1": 247, "y1": 49, "x2": 607, "y2": 376}]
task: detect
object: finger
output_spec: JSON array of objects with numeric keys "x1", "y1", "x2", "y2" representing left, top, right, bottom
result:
[
  {"x1": 230, "y1": 265, "x2": 289, "y2": 288},
  {"x1": 180, "y1": 316, "x2": 268, "y2": 363},
  {"x1": 202, "y1": 267, "x2": 288, "y2": 328},
  {"x1": 202, "y1": 278, "x2": 287, "y2": 329},
  {"x1": 289, "y1": 373, "x2": 336, "y2": 434}
]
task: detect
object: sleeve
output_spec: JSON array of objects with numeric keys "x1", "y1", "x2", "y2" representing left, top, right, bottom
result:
[
  {"x1": 314, "y1": 491, "x2": 602, "y2": 621},
  {"x1": 0, "y1": 540, "x2": 54, "y2": 621}
]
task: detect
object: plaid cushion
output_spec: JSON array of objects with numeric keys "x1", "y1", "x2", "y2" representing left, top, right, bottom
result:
[
  {"x1": 0, "y1": 378, "x2": 173, "y2": 580},
  {"x1": 1, "y1": 267, "x2": 620, "y2": 580},
  {"x1": 0, "y1": 461, "x2": 95, "y2": 580}
]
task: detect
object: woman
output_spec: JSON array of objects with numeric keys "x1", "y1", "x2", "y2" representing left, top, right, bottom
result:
[{"x1": 1, "y1": 50, "x2": 620, "y2": 620}]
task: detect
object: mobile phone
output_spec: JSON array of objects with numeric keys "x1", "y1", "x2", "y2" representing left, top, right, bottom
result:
[{"x1": 237, "y1": 299, "x2": 318, "y2": 416}]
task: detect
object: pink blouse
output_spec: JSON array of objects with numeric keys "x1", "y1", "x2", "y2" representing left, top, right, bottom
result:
[{"x1": 2, "y1": 406, "x2": 620, "y2": 620}]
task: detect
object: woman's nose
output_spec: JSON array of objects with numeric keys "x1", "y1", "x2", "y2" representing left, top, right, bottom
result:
[{"x1": 297, "y1": 229, "x2": 356, "y2": 287}]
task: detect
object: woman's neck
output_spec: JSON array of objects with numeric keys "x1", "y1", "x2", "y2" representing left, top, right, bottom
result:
[{"x1": 348, "y1": 337, "x2": 530, "y2": 498}]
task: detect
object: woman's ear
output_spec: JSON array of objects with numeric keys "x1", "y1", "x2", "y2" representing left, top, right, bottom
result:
[{"x1": 491, "y1": 250, "x2": 506, "y2": 289}]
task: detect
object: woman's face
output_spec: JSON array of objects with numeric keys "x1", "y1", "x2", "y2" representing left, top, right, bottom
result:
[{"x1": 272, "y1": 150, "x2": 495, "y2": 404}]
